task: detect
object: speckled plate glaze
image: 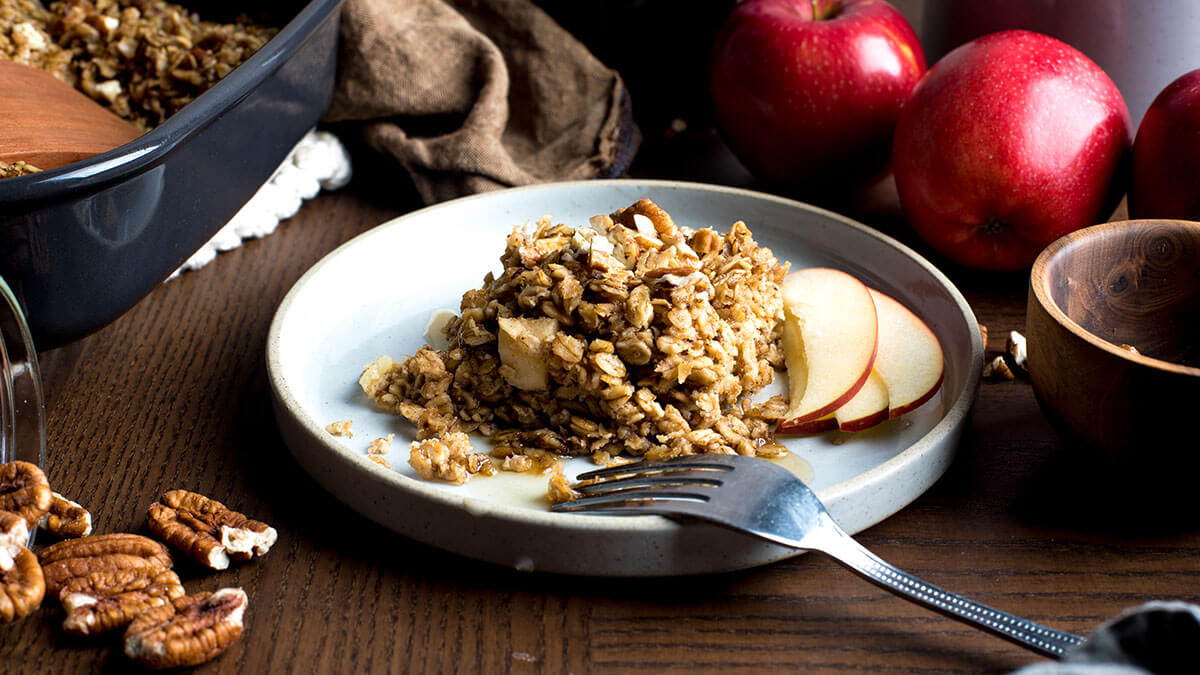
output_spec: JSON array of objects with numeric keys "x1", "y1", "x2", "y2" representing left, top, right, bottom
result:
[{"x1": 267, "y1": 180, "x2": 983, "y2": 576}]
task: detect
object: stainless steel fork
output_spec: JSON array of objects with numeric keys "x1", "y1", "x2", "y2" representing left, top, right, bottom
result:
[{"x1": 552, "y1": 454, "x2": 1086, "y2": 659}]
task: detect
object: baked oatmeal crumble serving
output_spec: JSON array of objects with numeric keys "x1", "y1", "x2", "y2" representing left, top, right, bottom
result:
[{"x1": 360, "y1": 199, "x2": 791, "y2": 486}]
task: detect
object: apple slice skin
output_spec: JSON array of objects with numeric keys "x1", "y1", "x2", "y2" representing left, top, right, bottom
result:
[
  {"x1": 835, "y1": 368, "x2": 890, "y2": 432},
  {"x1": 867, "y1": 288, "x2": 945, "y2": 418},
  {"x1": 773, "y1": 271, "x2": 943, "y2": 436},
  {"x1": 780, "y1": 369, "x2": 893, "y2": 435},
  {"x1": 777, "y1": 413, "x2": 837, "y2": 435},
  {"x1": 777, "y1": 267, "x2": 878, "y2": 428},
  {"x1": 840, "y1": 407, "x2": 888, "y2": 432},
  {"x1": 776, "y1": 281, "x2": 944, "y2": 436},
  {"x1": 889, "y1": 370, "x2": 944, "y2": 418}
]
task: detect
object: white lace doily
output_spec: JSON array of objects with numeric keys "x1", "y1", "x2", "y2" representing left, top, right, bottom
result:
[{"x1": 170, "y1": 129, "x2": 352, "y2": 278}]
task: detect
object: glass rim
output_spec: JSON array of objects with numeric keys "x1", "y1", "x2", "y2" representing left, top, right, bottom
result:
[{"x1": 0, "y1": 275, "x2": 46, "y2": 474}]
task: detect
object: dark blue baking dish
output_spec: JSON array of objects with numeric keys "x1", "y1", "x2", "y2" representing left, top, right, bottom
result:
[{"x1": 0, "y1": 0, "x2": 343, "y2": 349}]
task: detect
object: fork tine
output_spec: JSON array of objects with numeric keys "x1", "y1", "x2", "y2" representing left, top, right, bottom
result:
[
  {"x1": 551, "y1": 487, "x2": 709, "y2": 514},
  {"x1": 550, "y1": 501, "x2": 684, "y2": 517},
  {"x1": 575, "y1": 455, "x2": 735, "y2": 482},
  {"x1": 574, "y1": 471, "x2": 724, "y2": 496}
]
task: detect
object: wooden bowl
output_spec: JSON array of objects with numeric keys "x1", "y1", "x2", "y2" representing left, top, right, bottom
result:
[{"x1": 1027, "y1": 220, "x2": 1200, "y2": 469}]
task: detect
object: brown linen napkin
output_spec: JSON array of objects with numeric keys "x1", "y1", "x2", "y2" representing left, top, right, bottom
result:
[{"x1": 323, "y1": 0, "x2": 639, "y2": 203}]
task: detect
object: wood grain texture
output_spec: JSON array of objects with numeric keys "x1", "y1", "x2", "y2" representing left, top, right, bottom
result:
[
  {"x1": 0, "y1": 61, "x2": 142, "y2": 170},
  {"x1": 1027, "y1": 219, "x2": 1200, "y2": 467},
  {"x1": 2, "y1": 169, "x2": 1196, "y2": 673},
  {"x1": 4, "y1": 41, "x2": 1200, "y2": 673},
  {"x1": 1033, "y1": 219, "x2": 1200, "y2": 368}
]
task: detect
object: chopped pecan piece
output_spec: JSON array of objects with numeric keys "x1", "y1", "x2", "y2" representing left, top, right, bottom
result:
[
  {"x1": 60, "y1": 569, "x2": 185, "y2": 637},
  {"x1": 147, "y1": 490, "x2": 277, "y2": 570},
  {"x1": 0, "y1": 461, "x2": 52, "y2": 527},
  {"x1": 614, "y1": 198, "x2": 681, "y2": 242},
  {"x1": 982, "y1": 355, "x2": 1015, "y2": 381},
  {"x1": 124, "y1": 588, "x2": 248, "y2": 669},
  {"x1": 1006, "y1": 330, "x2": 1029, "y2": 373},
  {"x1": 38, "y1": 491, "x2": 93, "y2": 539},
  {"x1": 1, "y1": 545, "x2": 45, "y2": 622},
  {"x1": 545, "y1": 464, "x2": 578, "y2": 505}
]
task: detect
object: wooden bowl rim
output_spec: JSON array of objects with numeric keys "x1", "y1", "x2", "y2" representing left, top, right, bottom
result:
[{"x1": 1029, "y1": 219, "x2": 1200, "y2": 378}]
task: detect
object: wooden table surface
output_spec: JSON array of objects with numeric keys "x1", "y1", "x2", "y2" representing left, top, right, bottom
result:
[{"x1": 4, "y1": 115, "x2": 1198, "y2": 675}]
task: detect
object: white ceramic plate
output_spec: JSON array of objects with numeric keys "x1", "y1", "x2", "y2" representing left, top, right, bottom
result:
[{"x1": 267, "y1": 180, "x2": 983, "y2": 576}]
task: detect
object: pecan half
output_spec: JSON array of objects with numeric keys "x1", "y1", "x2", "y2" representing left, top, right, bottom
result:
[
  {"x1": 38, "y1": 492, "x2": 93, "y2": 539},
  {"x1": 39, "y1": 533, "x2": 172, "y2": 567},
  {"x1": 0, "y1": 461, "x2": 52, "y2": 527},
  {"x1": 124, "y1": 588, "x2": 248, "y2": 669},
  {"x1": 147, "y1": 490, "x2": 277, "y2": 570},
  {"x1": 39, "y1": 534, "x2": 172, "y2": 598},
  {"x1": 1, "y1": 546, "x2": 45, "y2": 622},
  {"x1": 60, "y1": 569, "x2": 185, "y2": 637},
  {"x1": 43, "y1": 553, "x2": 170, "y2": 599}
]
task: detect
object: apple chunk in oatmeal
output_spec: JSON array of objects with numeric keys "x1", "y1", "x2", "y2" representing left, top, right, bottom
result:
[{"x1": 358, "y1": 199, "x2": 792, "y2": 489}]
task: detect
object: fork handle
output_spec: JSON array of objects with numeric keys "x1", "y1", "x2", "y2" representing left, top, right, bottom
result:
[{"x1": 810, "y1": 522, "x2": 1086, "y2": 658}]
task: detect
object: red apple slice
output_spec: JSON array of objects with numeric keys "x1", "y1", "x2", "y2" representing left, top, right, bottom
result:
[
  {"x1": 834, "y1": 368, "x2": 890, "y2": 432},
  {"x1": 776, "y1": 311, "x2": 830, "y2": 434},
  {"x1": 777, "y1": 268, "x2": 878, "y2": 431},
  {"x1": 775, "y1": 315, "x2": 837, "y2": 434},
  {"x1": 868, "y1": 288, "x2": 944, "y2": 417}
]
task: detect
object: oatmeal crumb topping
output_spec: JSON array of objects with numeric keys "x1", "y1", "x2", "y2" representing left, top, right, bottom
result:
[
  {"x1": 361, "y1": 199, "x2": 790, "y2": 487},
  {"x1": 325, "y1": 420, "x2": 353, "y2": 438}
]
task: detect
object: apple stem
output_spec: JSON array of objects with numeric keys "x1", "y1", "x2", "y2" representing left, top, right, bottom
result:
[{"x1": 811, "y1": 0, "x2": 841, "y2": 20}]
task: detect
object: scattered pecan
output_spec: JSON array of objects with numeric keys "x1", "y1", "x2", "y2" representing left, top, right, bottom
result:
[
  {"x1": 1006, "y1": 330, "x2": 1029, "y2": 374},
  {"x1": 1, "y1": 545, "x2": 45, "y2": 622},
  {"x1": 982, "y1": 355, "x2": 1015, "y2": 381},
  {"x1": 39, "y1": 533, "x2": 172, "y2": 567},
  {"x1": 43, "y1": 553, "x2": 170, "y2": 599},
  {"x1": 124, "y1": 588, "x2": 248, "y2": 669},
  {"x1": 147, "y1": 490, "x2": 277, "y2": 570},
  {"x1": 60, "y1": 569, "x2": 185, "y2": 637},
  {"x1": 37, "y1": 491, "x2": 93, "y2": 539},
  {"x1": 39, "y1": 534, "x2": 172, "y2": 597},
  {"x1": 0, "y1": 511, "x2": 30, "y2": 557},
  {"x1": 57, "y1": 567, "x2": 179, "y2": 601},
  {"x1": 0, "y1": 461, "x2": 53, "y2": 527}
]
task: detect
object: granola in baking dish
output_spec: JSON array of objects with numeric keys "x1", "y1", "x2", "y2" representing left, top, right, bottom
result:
[
  {"x1": 360, "y1": 199, "x2": 792, "y2": 487},
  {"x1": 1, "y1": 0, "x2": 277, "y2": 131}
]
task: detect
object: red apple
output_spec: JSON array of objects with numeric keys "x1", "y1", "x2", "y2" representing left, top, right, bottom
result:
[
  {"x1": 710, "y1": 0, "x2": 925, "y2": 200},
  {"x1": 892, "y1": 30, "x2": 1131, "y2": 271},
  {"x1": 1130, "y1": 69, "x2": 1200, "y2": 220}
]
